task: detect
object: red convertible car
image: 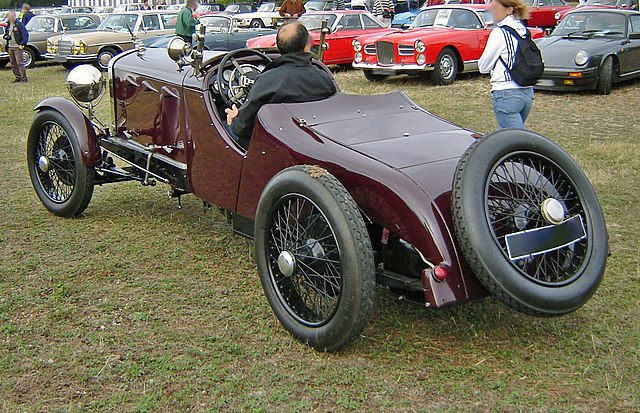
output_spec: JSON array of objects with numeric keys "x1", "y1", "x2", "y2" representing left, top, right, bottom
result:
[
  {"x1": 27, "y1": 39, "x2": 608, "y2": 351},
  {"x1": 353, "y1": 5, "x2": 544, "y2": 84},
  {"x1": 555, "y1": 0, "x2": 639, "y2": 22},
  {"x1": 246, "y1": 10, "x2": 394, "y2": 65}
]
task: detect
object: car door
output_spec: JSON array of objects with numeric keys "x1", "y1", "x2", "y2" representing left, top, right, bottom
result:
[
  {"x1": 325, "y1": 14, "x2": 365, "y2": 64},
  {"x1": 622, "y1": 14, "x2": 640, "y2": 75},
  {"x1": 448, "y1": 9, "x2": 483, "y2": 62}
]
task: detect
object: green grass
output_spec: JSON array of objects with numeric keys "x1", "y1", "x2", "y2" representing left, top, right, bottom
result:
[{"x1": 0, "y1": 63, "x2": 639, "y2": 412}]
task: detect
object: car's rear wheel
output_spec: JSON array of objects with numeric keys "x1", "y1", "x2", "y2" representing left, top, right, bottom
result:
[
  {"x1": 96, "y1": 47, "x2": 117, "y2": 71},
  {"x1": 0, "y1": 58, "x2": 8, "y2": 68},
  {"x1": 595, "y1": 56, "x2": 613, "y2": 95},
  {"x1": 254, "y1": 165, "x2": 375, "y2": 351},
  {"x1": 452, "y1": 129, "x2": 607, "y2": 316},
  {"x1": 250, "y1": 18, "x2": 264, "y2": 28},
  {"x1": 432, "y1": 47, "x2": 458, "y2": 85},
  {"x1": 363, "y1": 69, "x2": 389, "y2": 82},
  {"x1": 27, "y1": 109, "x2": 95, "y2": 217}
]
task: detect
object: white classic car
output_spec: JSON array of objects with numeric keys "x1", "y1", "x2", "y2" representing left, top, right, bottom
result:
[{"x1": 233, "y1": 2, "x2": 280, "y2": 28}]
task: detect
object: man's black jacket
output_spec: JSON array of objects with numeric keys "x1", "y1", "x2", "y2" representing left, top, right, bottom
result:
[
  {"x1": 3, "y1": 19, "x2": 29, "y2": 51},
  {"x1": 231, "y1": 52, "x2": 337, "y2": 143}
]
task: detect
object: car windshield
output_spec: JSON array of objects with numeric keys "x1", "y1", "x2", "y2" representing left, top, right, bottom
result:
[
  {"x1": 305, "y1": 1, "x2": 327, "y2": 11},
  {"x1": 411, "y1": 8, "x2": 480, "y2": 29},
  {"x1": 258, "y1": 3, "x2": 275, "y2": 12},
  {"x1": 98, "y1": 13, "x2": 140, "y2": 32},
  {"x1": 299, "y1": 13, "x2": 337, "y2": 30},
  {"x1": 584, "y1": 0, "x2": 618, "y2": 5},
  {"x1": 201, "y1": 15, "x2": 231, "y2": 32},
  {"x1": 26, "y1": 16, "x2": 56, "y2": 32},
  {"x1": 226, "y1": 4, "x2": 240, "y2": 12},
  {"x1": 552, "y1": 11, "x2": 626, "y2": 37}
]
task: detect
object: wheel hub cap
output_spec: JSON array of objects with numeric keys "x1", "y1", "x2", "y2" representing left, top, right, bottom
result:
[
  {"x1": 37, "y1": 155, "x2": 50, "y2": 172},
  {"x1": 541, "y1": 198, "x2": 565, "y2": 225},
  {"x1": 277, "y1": 250, "x2": 296, "y2": 277}
]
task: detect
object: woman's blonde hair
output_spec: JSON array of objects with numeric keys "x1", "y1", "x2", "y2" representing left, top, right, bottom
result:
[{"x1": 494, "y1": 0, "x2": 530, "y2": 21}]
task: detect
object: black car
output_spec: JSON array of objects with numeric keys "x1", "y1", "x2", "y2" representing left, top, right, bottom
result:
[
  {"x1": 143, "y1": 14, "x2": 275, "y2": 51},
  {"x1": 536, "y1": 9, "x2": 640, "y2": 94}
]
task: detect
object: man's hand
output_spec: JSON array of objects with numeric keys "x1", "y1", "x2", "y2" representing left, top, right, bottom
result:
[
  {"x1": 284, "y1": 12, "x2": 291, "y2": 17},
  {"x1": 225, "y1": 104, "x2": 239, "y2": 126},
  {"x1": 193, "y1": 12, "x2": 200, "y2": 19}
]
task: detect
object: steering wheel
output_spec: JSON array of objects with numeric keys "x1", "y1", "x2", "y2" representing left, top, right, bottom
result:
[{"x1": 216, "y1": 48, "x2": 272, "y2": 106}]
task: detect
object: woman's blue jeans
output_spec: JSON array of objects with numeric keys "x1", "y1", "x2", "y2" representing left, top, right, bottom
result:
[{"x1": 491, "y1": 87, "x2": 534, "y2": 129}]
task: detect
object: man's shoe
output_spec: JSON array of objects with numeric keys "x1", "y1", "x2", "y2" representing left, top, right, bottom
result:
[
  {"x1": 13, "y1": 79, "x2": 21, "y2": 83},
  {"x1": 21, "y1": 78, "x2": 28, "y2": 83}
]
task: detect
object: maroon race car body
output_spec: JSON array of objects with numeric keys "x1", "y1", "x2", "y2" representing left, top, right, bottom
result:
[{"x1": 26, "y1": 44, "x2": 608, "y2": 351}]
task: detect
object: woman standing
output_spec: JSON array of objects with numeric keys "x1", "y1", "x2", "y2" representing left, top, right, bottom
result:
[{"x1": 478, "y1": 0, "x2": 533, "y2": 129}]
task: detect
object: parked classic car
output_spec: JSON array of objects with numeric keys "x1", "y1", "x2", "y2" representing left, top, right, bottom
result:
[
  {"x1": 555, "y1": 0, "x2": 639, "y2": 22},
  {"x1": 26, "y1": 36, "x2": 608, "y2": 350},
  {"x1": 353, "y1": 5, "x2": 544, "y2": 84},
  {"x1": 525, "y1": 0, "x2": 572, "y2": 29},
  {"x1": 45, "y1": 11, "x2": 177, "y2": 70},
  {"x1": 233, "y1": 2, "x2": 280, "y2": 28},
  {"x1": 224, "y1": 3, "x2": 257, "y2": 14},
  {"x1": 145, "y1": 15, "x2": 276, "y2": 50},
  {"x1": 197, "y1": 3, "x2": 227, "y2": 13},
  {"x1": 247, "y1": 11, "x2": 394, "y2": 65},
  {"x1": 305, "y1": 1, "x2": 335, "y2": 11},
  {"x1": 0, "y1": 13, "x2": 101, "y2": 68},
  {"x1": 535, "y1": 9, "x2": 640, "y2": 94}
]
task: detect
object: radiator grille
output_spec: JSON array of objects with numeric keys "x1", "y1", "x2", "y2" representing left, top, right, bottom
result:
[{"x1": 376, "y1": 41, "x2": 394, "y2": 65}]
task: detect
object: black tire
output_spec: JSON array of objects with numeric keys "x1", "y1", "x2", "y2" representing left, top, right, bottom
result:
[
  {"x1": 0, "y1": 59, "x2": 8, "y2": 68},
  {"x1": 254, "y1": 165, "x2": 376, "y2": 351},
  {"x1": 363, "y1": 69, "x2": 389, "y2": 82},
  {"x1": 432, "y1": 47, "x2": 458, "y2": 85},
  {"x1": 250, "y1": 18, "x2": 265, "y2": 28},
  {"x1": 451, "y1": 129, "x2": 607, "y2": 316},
  {"x1": 62, "y1": 62, "x2": 76, "y2": 70},
  {"x1": 23, "y1": 47, "x2": 37, "y2": 68},
  {"x1": 96, "y1": 47, "x2": 118, "y2": 71},
  {"x1": 595, "y1": 56, "x2": 613, "y2": 95},
  {"x1": 27, "y1": 109, "x2": 95, "y2": 218}
]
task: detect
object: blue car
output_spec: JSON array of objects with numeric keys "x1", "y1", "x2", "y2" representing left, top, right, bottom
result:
[{"x1": 391, "y1": 0, "x2": 421, "y2": 28}]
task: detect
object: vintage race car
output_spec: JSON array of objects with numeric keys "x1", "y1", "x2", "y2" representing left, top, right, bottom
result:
[
  {"x1": 352, "y1": 5, "x2": 544, "y2": 84},
  {"x1": 535, "y1": 9, "x2": 640, "y2": 94},
  {"x1": 247, "y1": 11, "x2": 393, "y2": 65},
  {"x1": 27, "y1": 38, "x2": 608, "y2": 351}
]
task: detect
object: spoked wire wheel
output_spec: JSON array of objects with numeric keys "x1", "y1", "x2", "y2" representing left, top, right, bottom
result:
[
  {"x1": 452, "y1": 130, "x2": 607, "y2": 316},
  {"x1": 255, "y1": 166, "x2": 375, "y2": 351},
  {"x1": 34, "y1": 121, "x2": 77, "y2": 203},
  {"x1": 28, "y1": 109, "x2": 95, "y2": 217},
  {"x1": 267, "y1": 194, "x2": 342, "y2": 326},
  {"x1": 485, "y1": 152, "x2": 589, "y2": 287}
]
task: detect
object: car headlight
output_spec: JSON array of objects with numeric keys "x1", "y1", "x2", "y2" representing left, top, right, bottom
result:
[
  {"x1": 414, "y1": 40, "x2": 426, "y2": 53},
  {"x1": 554, "y1": 12, "x2": 560, "y2": 20},
  {"x1": 72, "y1": 40, "x2": 87, "y2": 55},
  {"x1": 575, "y1": 50, "x2": 589, "y2": 66},
  {"x1": 354, "y1": 52, "x2": 363, "y2": 63},
  {"x1": 352, "y1": 39, "x2": 362, "y2": 52},
  {"x1": 408, "y1": 16, "x2": 415, "y2": 22},
  {"x1": 416, "y1": 53, "x2": 426, "y2": 65}
]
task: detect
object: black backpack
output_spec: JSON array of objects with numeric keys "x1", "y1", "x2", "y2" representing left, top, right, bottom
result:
[{"x1": 499, "y1": 25, "x2": 544, "y2": 87}]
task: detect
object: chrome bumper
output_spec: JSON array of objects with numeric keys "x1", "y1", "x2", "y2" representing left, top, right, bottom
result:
[
  {"x1": 352, "y1": 61, "x2": 433, "y2": 73},
  {"x1": 44, "y1": 53, "x2": 98, "y2": 63}
]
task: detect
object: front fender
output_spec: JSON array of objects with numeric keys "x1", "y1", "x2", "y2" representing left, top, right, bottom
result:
[{"x1": 34, "y1": 97, "x2": 101, "y2": 167}]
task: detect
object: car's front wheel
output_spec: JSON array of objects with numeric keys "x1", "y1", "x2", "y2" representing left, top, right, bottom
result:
[
  {"x1": 96, "y1": 47, "x2": 117, "y2": 71},
  {"x1": 595, "y1": 56, "x2": 613, "y2": 95},
  {"x1": 22, "y1": 47, "x2": 37, "y2": 68},
  {"x1": 432, "y1": 47, "x2": 458, "y2": 85},
  {"x1": 250, "y1": 18, "x2": 264, "y2": 28},
  {"x1": 254, "y1": 165, "x2": 376, "y2": 351},
  {"x1": 27, "y1": 109, "x2": 95, "y2": 217}
]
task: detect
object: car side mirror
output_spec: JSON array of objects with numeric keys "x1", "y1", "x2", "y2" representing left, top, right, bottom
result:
[
  {"x1": 333, "y1": 25, "x2": 343, "y2": 33},
  {"x1": 629, "y1": 32, "x2": 640, "y2": 39}
]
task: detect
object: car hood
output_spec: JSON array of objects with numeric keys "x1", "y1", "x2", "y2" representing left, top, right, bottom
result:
[
  {"x1": 247, "y1": 32, "x2": 276, "y2": 47},
  {"x1": 234, "y1": 11, "x2": 276, "y2": 19},
  {"x1": 360, "y1": 27, "x2": 454, "y2": 45},
  {"x1": 48, "y1": 30, "x2": 130, "y2": 44},
  {"x1": 537, "y1": 35, "x2": 619, "y2": 67},
  {"x1": 28, "y1": 31, "x2": 56, "y2": 41}
]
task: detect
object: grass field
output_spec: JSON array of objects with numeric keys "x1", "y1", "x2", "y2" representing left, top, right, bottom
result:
[{"x1": 0, "y1": 62, "x2": 638, "y2": 413}]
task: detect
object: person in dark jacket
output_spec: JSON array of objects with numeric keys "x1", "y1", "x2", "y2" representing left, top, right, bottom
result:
[
  {"x1": 225, "y1": 22, "x2": 336, "y2": 148},
  {"x1": 175, "y1": 0, "x2": 200, "y2": 42},
  {"x1": 20, "y1": 4, "x2": 35, "y2": 25},
  {"x1": 3, "y1": 11, "x2": 29, "y2": 82}
]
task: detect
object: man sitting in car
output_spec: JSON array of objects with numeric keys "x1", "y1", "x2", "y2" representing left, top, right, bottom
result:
[{"x1": 225, "y1": 22, "x2": 336, "y2": 148}]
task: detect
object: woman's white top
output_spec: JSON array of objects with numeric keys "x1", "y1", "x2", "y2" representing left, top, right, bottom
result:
[{"x1": 478, "y1": 15, "x2": 529, "y2": 91}]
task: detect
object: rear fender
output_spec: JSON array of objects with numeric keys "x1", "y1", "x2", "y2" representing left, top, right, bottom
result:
[{"x1": 34, "y1": 97, "x2": 101, "y2": 167}]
